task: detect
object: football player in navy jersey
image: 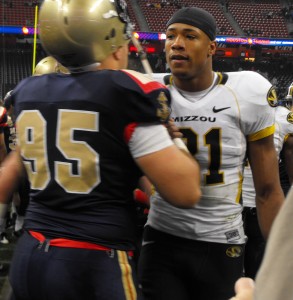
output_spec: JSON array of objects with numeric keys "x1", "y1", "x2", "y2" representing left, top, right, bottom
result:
[
  {"x1": 0, "y1": 101, "x2": 9, "y2": 273},
  {"x1": 0, "y1": 0, "x2": 201, "y2": 299},
  {"x1": 3, "y1": 90, "x2": 30, "y2": 238},
  {"x1": 0, "y1": 102, "x2": 9, "y2": 245}
]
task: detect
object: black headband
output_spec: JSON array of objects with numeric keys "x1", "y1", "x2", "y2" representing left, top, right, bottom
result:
[{"x1": 166, "y1": 7, "x2": 217, "y2": 41}]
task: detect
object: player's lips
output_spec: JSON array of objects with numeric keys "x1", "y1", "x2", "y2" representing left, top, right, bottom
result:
[{"x1": 170, "y1": 54, "x2": 189, "y2": 61}]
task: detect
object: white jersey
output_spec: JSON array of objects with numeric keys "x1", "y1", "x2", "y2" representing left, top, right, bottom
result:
[
  {"x1": 243, "y1": 105, "x2": 293, "y2": 207},
  {"x1": 149, "y1": 71, "x2": 277, "y2": 244}
]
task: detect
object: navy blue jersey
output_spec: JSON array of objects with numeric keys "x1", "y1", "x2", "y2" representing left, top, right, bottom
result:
[{"x1": 13, "y1": 69, "x2": 170, "y2": 250}]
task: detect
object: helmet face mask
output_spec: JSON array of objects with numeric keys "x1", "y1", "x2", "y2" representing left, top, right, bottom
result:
[{"x1": 39, "y1": 0, "x2": 133, "y2": 71}]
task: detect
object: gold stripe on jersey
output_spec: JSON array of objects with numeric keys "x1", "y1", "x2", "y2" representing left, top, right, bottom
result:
[
  {"x1": 236, "y1": 171, "x2": 243, "y2": 204},
  {"x1": 247, "y1": 124, "x2": 275, "y2": 142},
  {"x1": 284, "y1": 133, "x2": 290, "y2": 143},
  {"x1": 117, "y1": 250, "x2": 137, "y2": 300}
]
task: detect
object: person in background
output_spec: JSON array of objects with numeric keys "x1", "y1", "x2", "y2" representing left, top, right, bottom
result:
[
  {"x1": 0, "y1": 1, "x2": 201, "y2": 299},
  {"x1": 0, "y1": 99, "x2": 9, "y2": 275},
  {"x1": 0, "y1": 101, "x2": 9, "y2": 244},
  {"x1": 33, "y1": 55, "x2": 70, "y2": 76},
  {"x1": 242, "y1": 86, "x2": 293, "y2": 279},
  {"x1": 278, "y1": 82, "x2": 293, "y2": 195},
  {"x1": 138, "y1": 7, "x2": 284, "y2": 300}
]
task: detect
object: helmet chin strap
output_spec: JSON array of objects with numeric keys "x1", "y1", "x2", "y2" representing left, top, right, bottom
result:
[{"x1": 68, "y1": 63, "x2": 101, "y2": 74}]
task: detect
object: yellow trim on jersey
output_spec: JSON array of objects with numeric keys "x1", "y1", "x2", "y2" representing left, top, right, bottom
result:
[
  {"x1": 284, "y1": 133, "x2": 290, "y2": 143},
  {"x1": 247, "y1": 124, "x2": 275, "y2": 142},
  {"x1": 117, "y1": 250, "x2": 137, "y2": 300},
  {"x1": 216, "y1": 72, "x2": 223, "y2": 84},
  {"x1": 169, "y1": 75, "x2": 173, "y2": 86},
  {"x1": 236, "y1": 171, "x2": 243, "y2": 204}
]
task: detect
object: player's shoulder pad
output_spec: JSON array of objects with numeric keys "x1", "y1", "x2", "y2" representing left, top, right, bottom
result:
[
  {"x1": 229, "y1": 71, "x2": 278, "y2": 107},
  {"x1": 116, "y1": 69, "x2": 167, "y2": 94}
]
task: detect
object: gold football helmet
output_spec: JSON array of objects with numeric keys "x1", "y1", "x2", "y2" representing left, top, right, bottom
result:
[
  {"x1": 39, "y1": 0, "x2": 133, "y2": 71},
  {"x1": 33, "y1": 56, "x2": 70, "y2": 75}
]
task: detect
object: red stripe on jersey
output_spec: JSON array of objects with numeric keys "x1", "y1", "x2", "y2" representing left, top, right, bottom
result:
[
  {"x1": 124, "y1": 122, "x2": 138, "y2": 144},
  {"x1": 122, "y1": 70, "x2": 166, "y2": 94}
]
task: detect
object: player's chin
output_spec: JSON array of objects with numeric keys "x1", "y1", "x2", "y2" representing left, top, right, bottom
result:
[{"x1": 169, "y1": 68, "x2": 189, "y2": 79}]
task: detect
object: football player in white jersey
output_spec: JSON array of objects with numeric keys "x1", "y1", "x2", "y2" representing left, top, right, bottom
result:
[
  {"x1": 278, "y1": 83, "x2": 293, "y2": 194},
  {"x1": 242, "y1": 85, "x2": 293, "y2": 279},
  {"x1": 138, "y1": 7, "x2": 284, "y2": 300},
  {"x1": 0, "y1": 1, "x2": 201, "y2": 299}
]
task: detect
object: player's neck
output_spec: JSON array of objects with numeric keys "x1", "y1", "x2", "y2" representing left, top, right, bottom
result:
[{"x1": 173, "y1": 71, "x2": 215, "y2": 93}]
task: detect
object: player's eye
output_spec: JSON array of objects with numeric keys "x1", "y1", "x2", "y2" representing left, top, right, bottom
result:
[{"x1": 186, "y1": 34, "x2": 196, "y2": 40}]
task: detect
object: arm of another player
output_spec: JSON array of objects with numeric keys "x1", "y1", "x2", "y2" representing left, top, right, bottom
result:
[
  {"x1": 136, "y1": 144, "x2": 201, "y2": 208},
  {"x1": 283, "y1": 135, "x2": 293, "y2": 185},
  {"x1": 131, "y1": 124, "x2": 201, "y2": 208},
  {"x1": 248, "y1": 134, "x2": 284, "y2": 239}
]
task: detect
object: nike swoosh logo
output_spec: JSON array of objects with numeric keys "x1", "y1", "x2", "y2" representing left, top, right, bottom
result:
[
  {"x1": 213, "y1": 106, "x2": 231, "y2": 113},
  {"x1": 141, "y1": 241, "x2": 155, "y2": 247}
]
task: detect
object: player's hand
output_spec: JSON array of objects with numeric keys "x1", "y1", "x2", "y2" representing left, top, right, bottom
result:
[
  {"x1": 166, "y1": 118, "x2": 183, "y2": 139},
  {"x1": 229, "y1": 277, "x2": 255, "y2": 300}
]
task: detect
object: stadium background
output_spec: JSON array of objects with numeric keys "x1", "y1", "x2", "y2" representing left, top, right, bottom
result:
[
  {"x1": 0, "y1": 0, "x2": 292, "y2": 298},
  {"x1": 0, "y1": 0, "x2": 293, "y2": 100}
]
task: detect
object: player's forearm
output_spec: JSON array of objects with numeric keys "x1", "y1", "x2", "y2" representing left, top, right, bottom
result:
[{"x1": 256, "y1": 189, "x2": 284, "y2": 239}]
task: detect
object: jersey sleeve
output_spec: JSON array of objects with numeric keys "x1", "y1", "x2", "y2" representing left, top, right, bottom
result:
[
  {"x1": 151, "y1": 73, "x2": 170, "y2": 85},
  {"x1": 113, "y1": 70, "x2": 171, "y2": 125},
  {"x1": 274, "y1": 107, "x2": 293, "y2": 155},
  {"x1": 237, "y1": 71, "x2": 277, "y2": 141}
]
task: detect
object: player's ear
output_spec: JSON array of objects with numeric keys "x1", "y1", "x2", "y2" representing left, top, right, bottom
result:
[
  {"x1": 208, "y1": 40, "x2": 217, "y2": 57},
  {"x1": 113, "y1": 45, "x2": 126, "y2": 61}
]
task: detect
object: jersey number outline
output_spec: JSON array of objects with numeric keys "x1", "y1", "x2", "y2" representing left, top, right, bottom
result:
[
  {"x1": 180, "y1": 127, "x2": 224, "y2": 185},
  {"x1": 17, "y1": 109, "x2": 100, "y2": 194}
]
